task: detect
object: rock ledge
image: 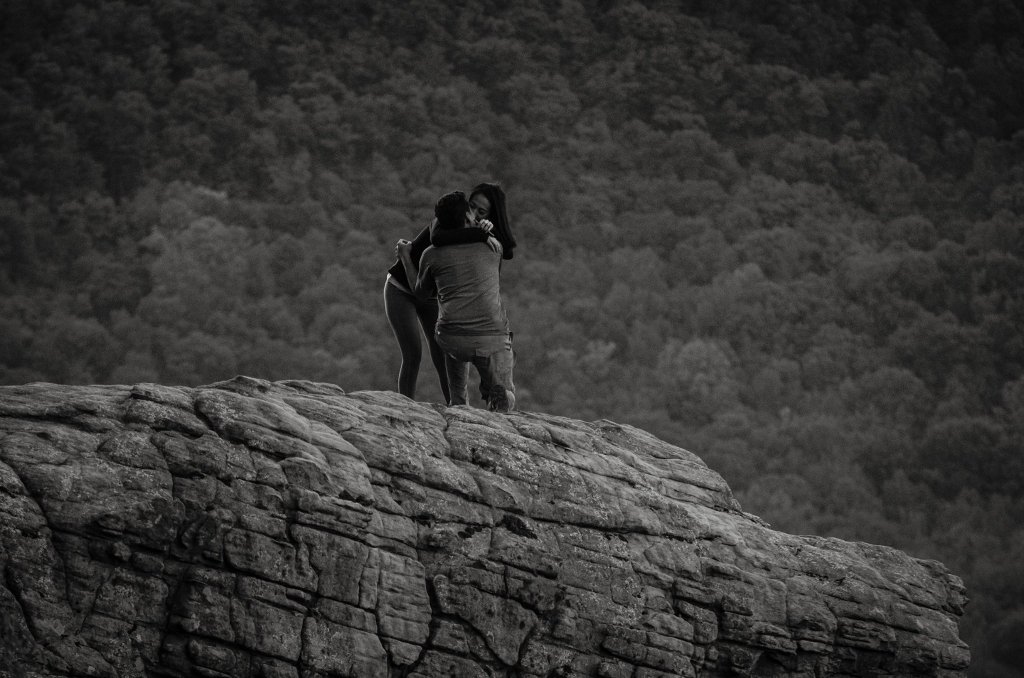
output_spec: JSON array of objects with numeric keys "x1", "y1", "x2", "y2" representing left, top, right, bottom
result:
[{"x1": 0, "y1": 377, "x2": 969, "y2": 677}]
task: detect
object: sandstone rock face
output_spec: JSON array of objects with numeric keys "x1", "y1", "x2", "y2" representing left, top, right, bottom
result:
[{"x1": 0, "y1": 377, "x2": 968, "y2": 677}]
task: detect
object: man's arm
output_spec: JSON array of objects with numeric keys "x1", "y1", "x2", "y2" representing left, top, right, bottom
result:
[{"x1": 431, "y1": 218, "x2": 503, "y2": 254}]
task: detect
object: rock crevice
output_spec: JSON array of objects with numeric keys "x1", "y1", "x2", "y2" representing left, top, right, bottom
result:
[{"x1": 0, "y1": 377, "x2": 968, "y2": 677}]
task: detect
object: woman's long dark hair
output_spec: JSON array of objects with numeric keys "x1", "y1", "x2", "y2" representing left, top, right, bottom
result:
[{"x1": 471, "y1": 182, "x2": 516, "y2": 260}]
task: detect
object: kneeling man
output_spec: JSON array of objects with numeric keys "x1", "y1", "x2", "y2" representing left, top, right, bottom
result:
[{"x1": 407, "y1": 191, "x2": 515, "y2": 412}]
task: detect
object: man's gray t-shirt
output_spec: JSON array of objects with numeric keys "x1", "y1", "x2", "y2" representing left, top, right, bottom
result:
[{"x1": 414, "y1": 242, "x2": 508, "y2": 337}]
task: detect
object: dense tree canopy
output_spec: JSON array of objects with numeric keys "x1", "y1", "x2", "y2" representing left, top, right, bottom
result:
[{"x1": 2, "y1": 1, "x2": 1022, "y2": 675}]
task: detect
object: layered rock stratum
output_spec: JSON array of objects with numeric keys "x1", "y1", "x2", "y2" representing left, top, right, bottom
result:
[{"x1": 0, "y1": 377, "x2": 968, "y2": 677}]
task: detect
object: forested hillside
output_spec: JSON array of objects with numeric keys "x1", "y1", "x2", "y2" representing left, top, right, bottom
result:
[{"x1": 2, "y1": 1, "x2": 1022, "y2": 674}]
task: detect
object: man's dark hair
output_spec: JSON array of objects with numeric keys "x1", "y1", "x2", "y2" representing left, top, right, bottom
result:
[{"x1": 434, "y1": 191, "x2": 468, "y2": 230}]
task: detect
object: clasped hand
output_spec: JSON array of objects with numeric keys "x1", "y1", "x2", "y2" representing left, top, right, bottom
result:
[{"x1": 473, "y1": 219, "x2": 502, "y2": 254}]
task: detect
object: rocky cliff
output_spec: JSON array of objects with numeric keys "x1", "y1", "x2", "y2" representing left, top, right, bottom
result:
[{"x1": 0, "y1": 377, "x2": 968, "y2": 678}]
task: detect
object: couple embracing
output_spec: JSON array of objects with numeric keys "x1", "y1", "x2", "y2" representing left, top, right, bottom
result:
[{"x1": 384, "y1": 183, "x2": 517, "y2": 412}]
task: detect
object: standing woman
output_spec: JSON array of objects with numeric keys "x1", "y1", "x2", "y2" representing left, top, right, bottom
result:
[
  {"x1": 384, "y1": 182, "x2": 516, "y2": 402},
  {"x1": 455, "y1": 182, "x2": 516, "y2": 264}
]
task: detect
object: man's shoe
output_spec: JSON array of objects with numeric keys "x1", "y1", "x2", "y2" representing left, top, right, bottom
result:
[{"x1": 488, "y1": 384, "x2": 515, "y2": 413}]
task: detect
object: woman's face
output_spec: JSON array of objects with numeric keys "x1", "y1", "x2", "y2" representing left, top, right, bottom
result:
[{"x1": 469, "y1": 193, "x2": 492, "y2": 224}]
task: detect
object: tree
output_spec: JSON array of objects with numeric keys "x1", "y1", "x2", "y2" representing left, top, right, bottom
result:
[
  {"x1": 656, "y1": 338, "x2": 740, "y2": 424},
  {"x1": 137, "y1": 215, "x2": 254, "y2": 332},
  {"x1": 162, "y1": 329, "x2": 239, "y2": 385},
  {"x1": 161, "y1": 65, "x2": 260, "y2": 188},
  {"x1": 735, "y1": 227, "x2": 815, "y2": 280},
  {"x1": 888, "y1": 311, "x2": 986, "y2": 390},
  {"x1": 917, "y1": 416, "x2": 1018, "y2": 498},
  {"x1": 25, "y1": 311, "x2": 120, "y2": 384},
  {"x1": 669, "y1": 226, "x2": 737, "y2": 286},
  {"x1": 841, "y1": 366, "x2": 934, "y2": 430}
]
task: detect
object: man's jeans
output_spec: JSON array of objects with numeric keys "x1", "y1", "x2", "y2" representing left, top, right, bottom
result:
[{"x1": 436, "y1": 332, "x2": 515, "y2": 409}]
